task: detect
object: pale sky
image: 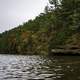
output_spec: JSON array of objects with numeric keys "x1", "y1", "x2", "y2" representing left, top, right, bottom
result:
[{"x1": 0, "y1": 0, "x2": 48, "y2": 33}]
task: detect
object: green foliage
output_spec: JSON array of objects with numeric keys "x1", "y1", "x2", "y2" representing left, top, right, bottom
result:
[{"x1": 0, "y1": 0, "x2": 80, "y2": 55}]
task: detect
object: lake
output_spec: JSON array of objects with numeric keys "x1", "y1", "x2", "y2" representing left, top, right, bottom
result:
[{"x1": 0, "y1": 54, "x2": 80, "y2": 80}]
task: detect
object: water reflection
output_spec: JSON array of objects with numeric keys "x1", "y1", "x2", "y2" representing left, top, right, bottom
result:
[{"x1": 0, "y1": 55, "x2": 80, "y2": 80}]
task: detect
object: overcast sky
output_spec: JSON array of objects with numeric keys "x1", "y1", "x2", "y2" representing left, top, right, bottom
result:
[{"x1": 0, "y1": 0, "x2": 48, "y2": 33}]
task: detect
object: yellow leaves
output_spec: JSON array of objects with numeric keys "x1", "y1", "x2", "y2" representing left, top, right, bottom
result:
[{"x1": 21, "y1": 32, "x2": 29, "y2": 39}]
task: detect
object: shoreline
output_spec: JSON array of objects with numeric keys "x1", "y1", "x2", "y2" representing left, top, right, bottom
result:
[{"x1": 51, "y1": 49, "x2": 80, "y2": 56}]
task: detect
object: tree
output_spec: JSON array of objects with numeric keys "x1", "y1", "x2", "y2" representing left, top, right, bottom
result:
[{"x1": 49, "y1": 0, "x2": 62, "y2": 9}]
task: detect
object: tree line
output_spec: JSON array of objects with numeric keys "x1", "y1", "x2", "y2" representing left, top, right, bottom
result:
[{"x1": 0, "y1": 0, "x2": 80, "y2": 55}]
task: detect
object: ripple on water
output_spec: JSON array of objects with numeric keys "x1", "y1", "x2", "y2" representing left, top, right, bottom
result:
[{"x1": 0, "y1": 55, "x2": 80, "y2": 80}]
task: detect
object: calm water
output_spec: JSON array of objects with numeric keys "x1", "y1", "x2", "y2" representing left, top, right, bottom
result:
[{"x1": 0, "y1": 55, "x2": 80, "y2": 80}]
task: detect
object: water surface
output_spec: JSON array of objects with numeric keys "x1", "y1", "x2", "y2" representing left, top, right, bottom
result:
[{"x1": 0, "y1": 54, "x2": 80, "y2": 80}]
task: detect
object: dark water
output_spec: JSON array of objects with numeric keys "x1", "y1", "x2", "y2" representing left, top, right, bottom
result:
[{"x1": 0, "y1": 55, "x2": 80, "y2": 80}]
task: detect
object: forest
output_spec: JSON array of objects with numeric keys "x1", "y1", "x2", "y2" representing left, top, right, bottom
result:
[{"x1": 0, "y1": 0, "x2": 80, "y2": 55}]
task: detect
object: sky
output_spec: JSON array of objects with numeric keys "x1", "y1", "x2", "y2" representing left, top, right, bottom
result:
[{"x1": 0, "y1": 0, "x2": 48, "y2": 33}]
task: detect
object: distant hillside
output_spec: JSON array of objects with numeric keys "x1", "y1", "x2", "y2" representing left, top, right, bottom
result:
[{"x1": 0, "y1": 0, "x2": 80, "y2": 55}]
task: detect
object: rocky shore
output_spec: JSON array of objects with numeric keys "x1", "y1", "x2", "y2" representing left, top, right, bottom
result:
[{"x1": 51, "y1": 49, "x2": 80, "y2": 55}]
